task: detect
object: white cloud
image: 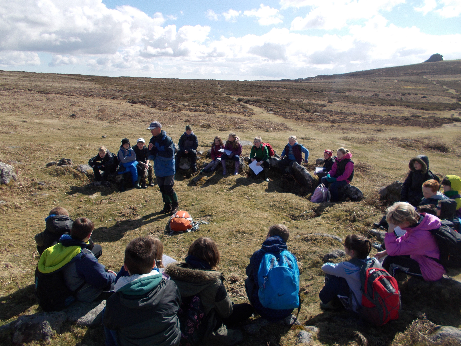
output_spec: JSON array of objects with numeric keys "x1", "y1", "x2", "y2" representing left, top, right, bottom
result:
[
  {"x1": 414, "y1": 0, "x2": 438, "y2": 15},
  {"x1": 205, "y1": 9, "x2": 219, "y2": 21},
  {"x1": 436, "y1": 0, "x2": 461, "y2": 17},
  {"x1": 49, "y1": 55, "x2": 78, "y2": 66},
  {"x1": 0, "y1": 51, "x2": 40, "y2": 66},
  {"x1": 243, "y1": 5, "x2": 283, "y2": 25},
  {"x1": 222, "y1": 9, "x2": 241, "y2": 22}
]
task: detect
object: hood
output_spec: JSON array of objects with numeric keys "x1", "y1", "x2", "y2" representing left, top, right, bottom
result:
[
  {"x1": 409, "y1": 155, "x2": 428, "y2": 173},
  {"x1": 117, "y1": 274, "x2": 168, "y2": 310},
  {"x1": 445, "y1": 175, "x2": 461, "y2": 192},
  {"x1": 337, "y1": 152, "x2": 352, "y2": 162},
  {"x1": 37, "y1": 242, "x2": 81, "y2": 273},
  {"x1": 403, "y1": 213, "x2": 441, "y2": 232},
  {"x1": 439, "y1": 199, "x2": 458, "y2": 219},
  {"x1": 183, "y1": 132, "x2": 195, "y2": 136},
  {"x1": 45, "y1": 215, "x2": 73, "y2": 235},
  {"x1": 261, "y1": 236, "x2": 288, "y2": 254},
  {"x1": 165, "y1": 262, "x2": 222, "y2": 284},
  {"x1": 116, "y1": 271, "x2": 163, "y2": 295}
]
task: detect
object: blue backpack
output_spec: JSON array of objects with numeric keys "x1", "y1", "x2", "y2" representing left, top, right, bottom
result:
[{"x1": 257, "y1": 250, "x2": 300, "y2": 310}]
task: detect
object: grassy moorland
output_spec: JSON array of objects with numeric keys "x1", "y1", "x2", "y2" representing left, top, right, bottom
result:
[{"x1": 0, "y1": 60, "x2": 461, "y2": 346}]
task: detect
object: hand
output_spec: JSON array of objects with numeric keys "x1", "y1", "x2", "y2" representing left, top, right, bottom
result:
[
  {"x1": 304, "y1": 159, "x2": 308, "y2": 164},
  {"x1": 107, "y1": 270, "x2": 116, "y2": 276},
  {"x1": 375, "y1": 250, "x2": 387, "y2": 260},
  {"x1": 257, "y1": 162, "x2": 262, "y2": 166},
  {"x1": 251, "y1": 158, "x2": 255, "y2": 162},
  {"x1": 148, "y1": 143, "x2": 153, "y2": 150}
]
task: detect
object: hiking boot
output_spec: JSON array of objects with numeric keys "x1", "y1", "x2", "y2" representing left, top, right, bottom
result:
[
  {"x1": 148, "y1": 180, "x2": 155, "y2": 187},
  {"x1": 161, "y1": 203, "x2": 172, "y2": 214},
  {"x1": 171, "y1": 202, "x2": 179, "y2": 214},
  {"x1": 210, "y1": 325, "x2": 243, "y2": 346}
]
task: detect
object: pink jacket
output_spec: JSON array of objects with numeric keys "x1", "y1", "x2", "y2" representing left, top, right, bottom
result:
[
  {"x1": 329, "y1": 152, "x2": 354, "y2": 183},
  {"x1": 384, "y1": 213, "x2": 445, "y2": 281},
  {"x1": 210, "y1": 144, "x2": 224, "y2": 160}
]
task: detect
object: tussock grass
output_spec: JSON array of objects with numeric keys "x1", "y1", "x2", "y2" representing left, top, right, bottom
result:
[{"x1": 0, "y1": 69, "x2": 460, "y2": 345}]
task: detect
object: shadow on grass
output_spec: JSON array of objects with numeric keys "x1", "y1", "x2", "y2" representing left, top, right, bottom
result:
[
  {"x1": 92, "y1": 211, "x2": 170, "y2": 242},
  {"x1": 0, "y1": 284, "x2": 37, "y2": 321},
  {"x1": 67, "y1": 184, "x2": 123, "y2": 197}
]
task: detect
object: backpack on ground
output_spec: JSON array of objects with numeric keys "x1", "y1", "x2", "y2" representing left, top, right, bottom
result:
[
  {"x1": 257, "y1": 250, "x2": 300, "y2": 310},
  {"x1": 167, "y1": 210, "x2": 201, "y2": 234},
  {"x1": 35, "y1": 264, "x2": 81, "y2": 312},
  {"x1": 311, "y1": 183, "x2": 330, "y2": 203},
  {"x1": 428, "y1": 224, "x2": 461, "y2": 268},
  {"x1": 350, "y1": 258, "x2": 400, "y2": 326},
  {"x1": 262, "y1": 143, "x2": 275, "y2": 157}
]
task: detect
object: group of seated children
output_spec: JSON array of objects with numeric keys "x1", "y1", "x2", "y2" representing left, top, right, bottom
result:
[
  {"x1": 35, "y1": 216, "x2": 300, "y2": 346},
  {"x1": 89, "y1": 138, "x2": 153, "y2": 189}
]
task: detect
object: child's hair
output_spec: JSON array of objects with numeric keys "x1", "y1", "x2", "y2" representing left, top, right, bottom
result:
[
  {"x1": 71, "y1": 217, "x2": 94, "y2": 241},
  {"x1": 386, "y1": 202, "x2": 419, "y2": 226},
  {"x1": 147, "y1": 236, "x2": 164, "y2": 268},
  {"x1": 254, "y1": 136, "x2": 262, "y2": 143},
  {"x1": 187, "y1": 237, "x2": 220, "y2": 269},
  {"x1": 125, "y1": 237, "x2": 157, "y2": 275},
  {"x1": 344, "y1": 234, "x2": 371, "y2": 259},
  {"x1": 213, "y1": 136, "x2": 223, "y2": 147},
  {"x1": 441, "y1": 177, "x2": 451, "y2": 188},
  {"x1": 99, "y1": 146, "x2": 107, "y2": 154},
  {"x1": 422, "y1": 179, "x2": 440, "y2": 193},
  {"x1": 227, "y1": 133, "x2": 240, "y2": 149},
  {"x1": 49, "y1": 206, "x2": 69, "y2": 216},
  {"x1": 288, "y1": 135, "x2": 297, "y2": 142},
  {"x1": 268, "y1": 224, "x2": 289, "y2": 243},
  {"x1": 324, "y1": 149, "x2": 333, "y2": 158},
  {"x1": 337, "y1": 147, "x2": 350, "y2": 155}
]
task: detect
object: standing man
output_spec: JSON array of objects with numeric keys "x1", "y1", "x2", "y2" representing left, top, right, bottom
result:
[
  {"x1": 147, "y1": 121, "x2": 179, "y2": 214},
  {"x1": 176, "y1": 125, "x2": 199, "y2": 172}
]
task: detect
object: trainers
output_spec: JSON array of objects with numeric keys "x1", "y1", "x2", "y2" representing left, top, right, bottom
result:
[
  {"x1": 148, "y1": 181, "x2": 155, "y2": 187},
  {"x1": 210, "y1": 325, "x2": 243, "y2": 346}
]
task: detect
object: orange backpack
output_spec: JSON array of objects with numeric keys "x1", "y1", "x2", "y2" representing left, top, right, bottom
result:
[{"x1": 169, "y1": 210, "x2": 193, "y2": 232}]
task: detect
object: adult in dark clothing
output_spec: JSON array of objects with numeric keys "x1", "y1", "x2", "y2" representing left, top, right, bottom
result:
[
  {"x1": 437, "y1": 199, "x2": 461, "y2": 232},
  {"x1": 147, "y1": 121, "x2": 178, "y2": 214},
  {"x1": 245, "y1": 224, "x2": 299, "y2": 322},
  {"x1": 132, "y1": 138, "x2": 153, "y2": 188},
  {"x1": 401, "y1": 155, "x2": 438, "y2": 207},
  {"x1": 88, "y1": 146, "x2": 116, "y2": 185},
  {"x1": 176, "y1": 125, "x2": 199, "y2": 172},
  {"x1": 104, "y1": 237, "x2": 181, "y2": 346}
]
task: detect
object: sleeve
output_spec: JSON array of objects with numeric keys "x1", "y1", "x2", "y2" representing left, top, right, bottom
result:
[
  {"x1": 76, "y1": 252, "x2": 116, "y2": 290},
  {"x1": 88, "y1": 155, "x2": 97, "y2": 167},
  {"x1": 178, "y1": 135, "x2": 185, "y2": 151},
  {"x1": 210, "y1": 146, "x2": 217, "y2": 160},
  {"x1": 261, "y1": 146, "x2": 269, "y2": 161},
  {"x1": 214, "y1": 281, "x2": 233, "y2": 319},
  {"x1": 234, "y1": 143, "x2": 242, "y2": 156},
  {"x1": 400, "y1": 173, "x2": 412, "y2": 201},
  {"x1": 35, "y1": 231, "x2": 46, "y2": 246},
  {"x1": 384, "y1": 232, "x2": 425, "y2": 256},
  {"x1": 336, "y1": 161, "x2": 354, "y2": 182},
  {"x1": 301, "y1": 145, "x2": 309, "y2": 161},
  {"x1": 321, "y1": 262, "x2": 350, "y2": 279},
  {"x1": 192, "y1": 135, "x2": 198, "y2": 150},
  {"x1": 329, "y1": 162, "x2": 337, "y2": 176},
  {"x1": 104, "y1": 153, "x2": 115, "y2": 167},
  {"x1": 158, "y1": 137, "x2": 175, "y2": 158},
  {"x1": 250, "y1": 146, "x2": 256, "y2": 159},
  {"x1": 281, "y1": 146, "x2": 287, "y2": 157},
  {"x1": 149, "y1": 138, "x2": 158, "y2": 158},
  {"x1": 117, "y1": 150, "x2": 124, "y2": 164}
]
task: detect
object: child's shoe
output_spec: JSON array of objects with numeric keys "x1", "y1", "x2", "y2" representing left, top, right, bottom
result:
[{"x1": 210, "y1": 325, "x2": 243, "y2": 346}]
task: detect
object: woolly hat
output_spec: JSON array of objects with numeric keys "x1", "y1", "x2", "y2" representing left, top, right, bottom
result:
[
  {"x1": 121, "y1": 138, "x2": 130, "y2": 146},
  {"x1": 324, "y1": 150, "x2": 333, "y2": 157}
]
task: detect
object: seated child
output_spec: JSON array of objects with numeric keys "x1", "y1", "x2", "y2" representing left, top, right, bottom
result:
[
  {"x1": 278, "y1": 136, "x2": 309, "y2": 173},
  {"x1": 321, "y1": 147, "x2": 354, "y2": 202},
  {"x1": 176, "y1": 125, "x2": 199, "y2": 172},
  {"x1": 132, "y1": 138, "x2": 154, "y2": 188},
  {"x1": 37, "y1": 217, "x2": 116, "y2": 304},
  {"x1": 401, "y1": 155, "x2": 438, "y2": 207},
  {"x1": 202, "y1": 136, "x2": 224, "y2": 173},
  {"x1": 88, "y1": 146, "x2": 116, "y2": 186},
  {"x1": 104, "y1": 237, "x2": 181, "y2": 346},
  {"x1": 437, "y1": 199, "x2": 461, "y2": 232},
  {"x1": 35, "y1": 207, "x2": 73, "y2": 255},
  {"x1": 117, "y1": 138, "x2": 138, "y2": 189},
  {"x1": 249, "y1": 136, "x2": 270, "y2": 180},
  {"x1": 245, "y1": 224, "x2": 300, "y2": 321},
  {"x1": 420, "y1": 179, "x2": 448, "y2": 206},
  {"x1": 319, "y1": 234, "x2": 375, "y2": 311},
  {"x1": 221, "y1": 133, "x2": 242, "y2": 176},
  {"x1": 316, "y1": 149, "x2": 334, "y2": 180},
  {"x1": 441, "y1": 175, "x2": 461, "y2": 216}
]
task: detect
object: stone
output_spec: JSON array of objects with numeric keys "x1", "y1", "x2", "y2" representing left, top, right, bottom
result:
[
  {"x1": 76, "y1": 164, "x2": 92, "y2": 174},
  {"x1": 339, "y1": 185, "x2": 364, "y2": 202},
  {"x1": 0, "y1": 162, "x2": 18, "y2": 185},
  {"x1": 291, "y1": 162, "x2": 315, "y2": 191},
  {"x1": 323, "y1": 249, "x2": 346, "y2": 262},
  {"x1": 46, "y1": 161, "x2": 57, "y2": 167},
  {"x1": 11, "y1": 311, "x2": 67, "y2": 344},
  {"x1": 297, "y1": 330, "x2": 313, "y2": 344},
  {"x1": 66, "y1": 300, "x2": 106, "y2": 326},
  {"x1": 429, "y1": 326, "x2": 461, "y2": 344},
  {"x1": 57, "y1": 158, "x2": 73, "y2": 166},
  {"x1": 316, "y1": 158, "x2": 324, "y2": 166},
  {"x1": 379, "y1": 181, "x2": 402, "y2": 204}
]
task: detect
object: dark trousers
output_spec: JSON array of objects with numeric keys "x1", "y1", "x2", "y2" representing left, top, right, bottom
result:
[
  {"x1": 221, "y1": 303, "x2": 254, "y2": 327},
  {"x1": 176, "y1": 150, "x2": 197, "y2": 168},
  {"x1": 278, "y1": 158, "x2": 295, "y2": 172},
  {"x1": 319, "y1": 274, "x2": 350, "y2": 304},
  {"x1": 383, "y1": 255, "x2": 422, "y2": 278},
  {"x1": 93, "y1": 166, "x2": 112, "y2": 181},
  {"x1": 320, "y1": 177, "x2": 348, "y2": 202}
]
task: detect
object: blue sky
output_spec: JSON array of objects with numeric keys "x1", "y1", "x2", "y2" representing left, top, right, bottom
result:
[{"x1": 0, "y1": 0, "x2": 460, "y2": 80}]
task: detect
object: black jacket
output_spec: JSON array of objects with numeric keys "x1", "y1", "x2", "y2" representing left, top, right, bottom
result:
[
  {"x1": 401, "y1": 155, "x2": 437, "y2": 207},
  {"x1": 178, "y1": 132, "x2": 198, "y2": 152},
  {"x1": 88, "y1": 150, "x2": 116, "y2": 170},
  {"x1": 132, "y1": 145, "x2": 149, "y2": 164},
  {"x1": 35, "y1": 215, "x2": 73, "y2": 254}
]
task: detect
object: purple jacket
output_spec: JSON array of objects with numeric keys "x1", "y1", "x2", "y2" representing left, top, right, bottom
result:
[
  {"x1": 329, "y1": 152, "x2": 354, "y2": 183},
  {"x1": 384, "y1": 213, "x2": 445, "y2": 281},
  {"x1": 224, "y1": 141, "x2": 242, "y2": 157}
]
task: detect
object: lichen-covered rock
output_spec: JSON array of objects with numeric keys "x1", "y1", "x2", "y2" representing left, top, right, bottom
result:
[
  {"x1": 57, "y1": 158, "x2": 73, "y2": 166},
  {"x1": 11, "y1": 311, "x2": 66, "y2": 344},
  {"x1": 66, "y1": 300, "x2": 106, "y2": 326},
  {"x1": 76, "y1": 164, "x2": 92, "y2": 174},
  {"x1": 379, "y1": 181, "x2": 402, "y2": 204},
  {"x1": 323, "y1": 249, "x2": 346, "y2": 263},
  {"x1": 292, "y1": 162, "x2": 315, "y2": 191},
  {"x1": 0, "y1": 162, "x2": 17, "y2": 185},
  {"x1": 429, "y1": 326, "x2": 461, "y2": 344}
]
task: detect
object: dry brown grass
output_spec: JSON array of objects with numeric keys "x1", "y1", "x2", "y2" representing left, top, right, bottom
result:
[{"x1": 0, "y1": 64, "x2": 460, "y2": 345}]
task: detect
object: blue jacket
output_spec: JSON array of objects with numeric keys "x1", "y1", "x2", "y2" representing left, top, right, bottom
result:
[
  {"x1": 245, "y1": 236, "x2": 294, "y2": 321},
  {"x1": 38, "y1": 234, "x2": 115, "y2": 302},
  {"x1": 149, "y1": 130, "x2": 175, "y2": 177}
]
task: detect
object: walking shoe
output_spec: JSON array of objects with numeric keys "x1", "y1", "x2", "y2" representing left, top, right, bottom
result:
[
  {"x1": 171, "y1": 202, "x2": 179, "y2": 214},
  {"x1": 161, "y1": 203, "x2": 172, "y2": 214},
  {"x1": 210, "y1": 325, "x2": 243, "y2": 346}
]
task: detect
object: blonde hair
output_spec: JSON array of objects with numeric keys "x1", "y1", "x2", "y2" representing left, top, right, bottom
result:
[
  {"x1": 386, "y1": 202, "x2": 419, "y2": 226},
  {"x1": 288, "y1": 135, "x2": 297, "y2": 142},
  {"x1": 99, "y1": 146, "x2": 107, "y2": 153},
  {"x1": 254, "y1": 136, "x2": 262, "y2": 143},
  {"x1": 337, "y1": 147, "x2": 349, "y2": 155},
  {"x1": 227, "y1": 133, "x2": 240, "y2": 149}
]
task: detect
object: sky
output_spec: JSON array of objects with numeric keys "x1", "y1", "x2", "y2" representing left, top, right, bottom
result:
[{"x1": 0, "y1": 0, "x2": 460, "y2": 80}]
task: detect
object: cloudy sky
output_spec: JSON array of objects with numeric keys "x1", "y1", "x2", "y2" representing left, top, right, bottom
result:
[{"x1": 1, "y1": 0, "x2": 460, "y2": 80}]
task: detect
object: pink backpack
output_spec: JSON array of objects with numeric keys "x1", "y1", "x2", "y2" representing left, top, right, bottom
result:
[{"x1": 311, "y1": 184, "x2": 330, "y2": 203}]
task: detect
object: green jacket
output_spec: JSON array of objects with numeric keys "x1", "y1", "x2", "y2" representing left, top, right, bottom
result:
[{"x1": 250, "y1": 145, "x2": 269, "y2": 161}]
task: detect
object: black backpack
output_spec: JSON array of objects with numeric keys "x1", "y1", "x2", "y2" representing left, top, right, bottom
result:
[{"x1": 428, "y1": 224, "x2": 461, "y2": 268}]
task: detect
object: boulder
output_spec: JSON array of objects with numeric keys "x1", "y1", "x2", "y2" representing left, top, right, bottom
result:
[
  {"x1": 57, "y1": 158, "x2": 72, "y2": 166},
  {"x1": 76, "y1": 164, "x2": 92, "y2": 175},
  {"x1": 11, "y1": 311, "x2": 67, "y2": 344},
  {"x1": 0, "y1": 162, "x2": 17, "y2": 185},
  {"x1": 429, "y1": 326, "x2": 461, "y2": 343},
  {"x1": 316, "y1": 158, "x2": 324, "y2": 166},
  {"x1": 379, "y1": 181, "x2": 402, "y2": 204},
  {"x1": 339, "y1": 185, "x2": 364, "y2": 202},
  {"x1": 323, "y1": 249, "x2": 346, "y2": 263},
  {"x1": 291, "y1": 162, "x2": 315, "y2": 191}
]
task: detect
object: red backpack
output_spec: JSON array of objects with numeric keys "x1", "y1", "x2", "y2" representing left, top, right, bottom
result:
[
  {"x1": 262, "y1": 143, "x2": 275, "y2": 157},
  {"x1": 169, "y1": 210, "x2": 193, "y2": 232},
  {"x1": 350, "y1": 258, "x2": 400, "y2": 326}
]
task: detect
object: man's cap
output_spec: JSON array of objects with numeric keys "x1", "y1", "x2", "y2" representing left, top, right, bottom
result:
[{"x1": 147, "y1": 121, "x2": 162, "y2": 130}]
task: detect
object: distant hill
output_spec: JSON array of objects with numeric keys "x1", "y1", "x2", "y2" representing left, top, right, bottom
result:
[{"x1": 299, "y1": 59, "x2": 461, "y2": 81}]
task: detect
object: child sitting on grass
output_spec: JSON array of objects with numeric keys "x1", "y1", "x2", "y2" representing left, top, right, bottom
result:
[
  {"x1": 117, "y1": 138, "x2": 138, "y2": 189},
  {"x1": 202, "y1": 136, "x2": 224, "y2": 173},
  {"x1": 104, "y1": 236, "x2": 181, "y2": 346},
  {"x1": 441, "y1": 175, "x2": 461, "y2": 216},
  {"x1": 319, "y1": 234, "x2": 375, "y2": 312},
  {"x1": 401, "y1": 155, "x2": 438, "y2": 207},
  {"x1": 221, "y1": 133, "x2": 242, "y2": 176},
  {"x1": 88, "y1": 146, "x2": 116, "y2": 186}
]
